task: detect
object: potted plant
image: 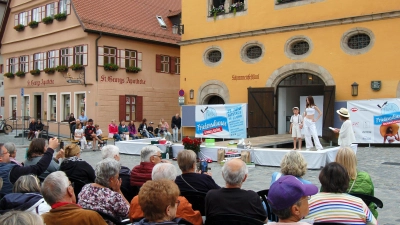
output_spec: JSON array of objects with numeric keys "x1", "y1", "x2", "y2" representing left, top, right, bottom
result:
[
  {"x1": 209, "y1": 5, "x2": 225, "y2": 20},
  {"x1": 104, "y1": 63, "x2": 119, "y2": 71},
  {"x1": 4, "y1": 72, "x2": 14, "y2": 78},
  {"x1": 30, "y1": 69, "x2": 41, "y2": 75},
  {"x1": 14, "y1": 24, "x2": 25, "y2": 31},
  {"x1": 70, "y1": 63, "x2": 84, "y2": 71},
  {"x1": 15, "y1": 71, "x2": 25, "y2": 77},
  {"x1": 42, "y1": 16, "x2": 54, "y2": 24},
  {"x1": 44, "y1": 67, "x2": 56, "y2": 74},
  {"x1": 56, "y1": 65, "x2": 69, "y2": 72},
  {"x1": 182, "y1": 136, "x2": 203, "y2": 156},
  {"x1": 54, "y1": 13, "x2": 67, "y2": 21},
  {"x1": 28, "y1": 21, "x2": 39, "y2": 28},
  {"x1": 229, "y1": 2, "x2": 244, "y2": 15},
  {"x1": 126, "y1": 66, "x2": 142, "y2": 73}
]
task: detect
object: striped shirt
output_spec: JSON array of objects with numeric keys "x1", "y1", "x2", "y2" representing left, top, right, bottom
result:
[{"x1": 305, "y1": 192, "x2": 378, "y2": 225}]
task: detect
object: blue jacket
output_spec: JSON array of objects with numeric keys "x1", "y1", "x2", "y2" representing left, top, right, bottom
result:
[
  {"x1": 0, "y1": 192, "x2": 43, "y2": 214},
  {"x1": 0, "y1": 163, "x2": 17, "y2": 195}
]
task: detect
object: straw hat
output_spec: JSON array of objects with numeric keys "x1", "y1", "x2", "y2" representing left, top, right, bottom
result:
[
  {"x1": 380, "y1": 124, "x2": 399, "y2": 137},
  {"x1": 336, "y1": 108, "x2": 350, "y2": 118},
  {"x1": 292, "y1": 107, "x2": 299, "y2": 110}
]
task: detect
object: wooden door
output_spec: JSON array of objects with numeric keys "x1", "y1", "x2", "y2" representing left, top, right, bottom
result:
[
  {"x1": 322, "y1": 86, "x2": 335, "y2": 141},
  {"x1": 248, "y1": 87, "x2": 275, "y2": 137}
]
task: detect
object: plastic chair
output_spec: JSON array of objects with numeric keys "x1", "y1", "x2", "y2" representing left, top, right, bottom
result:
[
  {"x1": 205, "y1": 214, "x2": 264, "y2": 225},
  {"x1": 349, "y1": 193, "x2": 383, "y2": 208},
  {"x1": 180, "y1": 191, "x2": 207, "y2": 215},
  {"x1": 257, "y1": 189, "x2": 279, "y2": 222}
]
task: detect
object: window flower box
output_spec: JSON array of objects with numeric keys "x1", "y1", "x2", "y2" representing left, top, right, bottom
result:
[
  {"x1": 126, "y1": 66, "x2": 142, "y2": 73},
  {"x1": 30, "y1": 69, "x2": 41, "y2": 76},
  {"x1": 56, "y1": 65, "x2": 68, "y2": 72},
  {"x1": 28, "y1": 21, "x2": 39, "y2": 28},
  {"x1": 54, "y1": 13, "x2": 67, "y2": 21},
  {"x1": 15, "y1": 71, "x2": 25, "y2": 77},
  {"x1": 276, "y1": 0, "x2": 300, "y2": 4},
  {"x1": 4, "y1": 72, "x2": 14, "y2": 78},
  {"x1": 104, "y1": 63, "x2": 119, "y2": 71},
  {"x1": 209, "y1": 5, "x2": 225, "y2": 20},
  {"x1": 229, "y1": 2, "x2": 245, "y2": 15},
  {"x1": 42, "y1": 16, "x2": 54, "y2": 24},
  {"x1": 44, "y1": 67, "x2": 56, "y2": 74},
  {"x1": 14, "y1": 24, "x2": 25, "y2": 32},
  {"x1": 70, "y1": 64, "x2": 84, "y2": 71}
]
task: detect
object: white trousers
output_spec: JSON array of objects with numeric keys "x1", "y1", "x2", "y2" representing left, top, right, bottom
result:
[
  {"x1": 172, "y1": 127, "x2": 179, "y2": 141},
  {"x1": 303, "y1": 118, "x2": 323, "y2": 150}
]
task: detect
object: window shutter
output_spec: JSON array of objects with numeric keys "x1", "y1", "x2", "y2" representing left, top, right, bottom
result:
[
  {"x1": 29, "y1": 55, "x2": 33, "y2": 71},
  {"x1": 41, "y1": 6, "x2": 46, "y2": 20},
  {"x1": 54, "y1": 2, "x2": 58, "y2": 15},
  {"x1": 55, "y1": 50, "x2": 60, "y2": 67},
  {"x1": 155, "y1": 54, "x2": 162, "y2": 72},
  {"x1": 170, "y1": 57, "x2": 176, "y2": 74},
  {"x1": 68, "y1": 47, "x2": 73, "y2": 66},
  {"x1": 37, "y1": 7, "x2": 41, "y2": 21},
  {"x1": 137, "y1": 52, "x2": 142, "y2": 69},
  {"x1": 119, "y1": 95, "x2": 126, "y2": 122},
  {"x1": 83, "y1": 45, "x2": 88, "y2": 65},
  {"x1": 28, "y1": 11, "x2": 31, "y2": 23},
  {"x1": 98, "y1": 47, "x2": 104, "y2": 66},
  {"x1": 24, "y1": 56, "x2": 29, "y2": 73},
  {"x1": 66, "y1": 0, "x2": 71, "y2": 14},
  {"x1": 135, "y1": 96, "x2": 143, "y2": 122},
  {"x1": 14, "y1": 14, "x2": 19, "y2": 26},
  {"x1": 42, "y1": 53, "x2": 46, "y2": 70},
  {"x1": 5, "y1": 59, "x2": 9, "y2": 73},
  {"x1": 118, "y1": 50, "x2": 125, "y2": 68}
]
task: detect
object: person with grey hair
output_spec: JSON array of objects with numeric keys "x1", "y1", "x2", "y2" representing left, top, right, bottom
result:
[
  {"x1": 130, "y1": 145, "x2": 167, "y2": 187},
  {"x1": 101, "y1": 145, "x2": 134, "y2": 202},
  {"x1": 78, "y1": 158, "x2": 130, "y2": 222},
  {"x1": 4, "y1": 142, "x2": 22, "y2": 166},
  {"x1": 205, "y1": 158, "x2": 267, "y2": 222},
  {"x1": 0, "y1": 210, "x2": 44, "y2": 225},
  {"x1": 41, "y1": 171, "x2": 106, "y2": 225}
]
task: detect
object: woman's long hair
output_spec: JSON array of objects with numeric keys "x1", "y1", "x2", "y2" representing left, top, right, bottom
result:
[
  {"x1": 27, "y1": 138, "x2": 46, "y2": 160},
  {"x1": 306, "y1": 96, "x2": 315, "y2": 108}
]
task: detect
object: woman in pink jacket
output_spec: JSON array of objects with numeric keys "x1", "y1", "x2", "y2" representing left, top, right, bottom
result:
[{"x1": 108, "y1": 119, "x2": 122, "y2": 141}]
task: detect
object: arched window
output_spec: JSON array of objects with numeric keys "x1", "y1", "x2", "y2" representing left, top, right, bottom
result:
[
  {"x1": 278, "y1": 73, "x2": 324, "y2": 86},
  {"x1": 208, "y1": 96, "x2": 225, "y2": 104}
]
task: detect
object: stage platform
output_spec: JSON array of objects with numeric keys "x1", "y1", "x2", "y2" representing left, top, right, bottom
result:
[
  {"x1": 115, "y1": 138, "x2": 357, "y2": 169},
  {"x1": 216, "y1": 134, "x2": 294, "y2": 148}
]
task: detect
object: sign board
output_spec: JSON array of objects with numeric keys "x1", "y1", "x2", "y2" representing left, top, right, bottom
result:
[
  {"x1": 67, "y1": 80, "x2": 82, "y2": 84},
  {"x1": 179, "y1": 89, "x2": 185, "y2": 97},
  {"x1": 195, "y1": 104, "x2": 247, "y2": 139},
  {"x1": 348, "y1": 98, "x2": 400, "y2": 143},
  {"x1": 20, "y1": 88, "x2": 24, "y2": 96},
  {"x1": 178, "y1": 96, "x2": 185, "y2": 106}
]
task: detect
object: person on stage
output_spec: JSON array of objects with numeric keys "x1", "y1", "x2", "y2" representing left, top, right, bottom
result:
[
  {"x1": 332, "y1": 108, "x2": 356, "y2": 147},
  {"x1": 289, "y1": 107, "x2": 303, "y2": 150},
  {"x1": 303, "y1": 96, "x2": 323, "y2": 150}
]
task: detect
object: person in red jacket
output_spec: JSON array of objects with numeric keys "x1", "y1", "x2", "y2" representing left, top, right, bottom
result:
[
  {"x1": 108, "y1": 119, "x2": 122, "y2": 142},
  {"x1": 130, "y1": 146, "x2": 167, "y2": 187}
]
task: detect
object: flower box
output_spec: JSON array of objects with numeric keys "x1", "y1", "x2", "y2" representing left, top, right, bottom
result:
[
  {"x1": 54, "y1": 13, "x2": 67, "y2": 21},
  {"x1": 182, "y1": 136, "x2": 203, "y2": 154},
  {"x1": 44, "y1": 67, "x2": 56, "y2": 74},
  {"x1": 104, "y1": 63, "x2": 119, "y2": 71},
  {"x1": 28, "y1": 21, "x2": 39, "y2": 28},
  {"x1": 30, "y1": 69, "x2": 41, "y2": 76},
  {"x1": 14, "y1": 24, "x2": 25, "y2": 32},
  {"x1": 56, "y1": 65, "x2": 68, "y2": 72},
  {"x1": 42, "y1": 16, "x2": 54, "y2": 24},
  {"x1": 209, "y1": 5, "x2": 225, "y2": 20},
  {"x1": 15, "y1": 71, "x2": 25, "y2": 77},
  {"x1": 126, "y1": 66, "x2": 142, "y2": 73},
  {"x1": 70, "y1": 64, "x2": 84, "y2": 71},
  {"x1": 4, "y1": 72, "x2": 14, "y2": 78},
  {"x1": 276, "y1": 0, "x2": 300, "y2": 4},
  {"x1": 229, "y1": 2, "x2": 245, "y2": 14}
]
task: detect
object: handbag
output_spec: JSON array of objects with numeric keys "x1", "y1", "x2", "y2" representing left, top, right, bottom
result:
[
  {"x1": 241, "y1": 150, "x2": 251, "y2": 163},
  {"x1": 217, "y1": 149, "x2": 225, "y2": 163}
]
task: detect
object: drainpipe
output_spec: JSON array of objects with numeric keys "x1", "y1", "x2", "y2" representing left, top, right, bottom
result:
[{"x1": 95, "y1": 32, "x2": 102, "y2": 82}]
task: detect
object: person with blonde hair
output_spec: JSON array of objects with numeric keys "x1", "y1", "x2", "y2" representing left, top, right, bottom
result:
[
  {"x1": 335, "y1": 147, "x2": 378, "y2": 218},
  {"x1": 0, "y1": 211, "x2": 44, "y2": 225},
  {"x1": 160, "y1": 118, "x2": 172, "y2": 141},
  {"x1": 271, "y1": 150, "x2": 311, "y2": 185}
]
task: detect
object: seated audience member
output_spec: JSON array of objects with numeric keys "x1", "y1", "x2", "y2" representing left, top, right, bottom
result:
[
  {"x1": 336, "y1": 147, "x2": 378, "y2": 218},
  {"x1": 0, "y1": 175, "x2": 51, "y2": 215},
  {"x1": 267, "y1": 175, "x2": 318, "y2": 224},
  {"x1": 118, "y1": 120, "x2": 130, "y2": 141},
  {"x1": 175, "y1": 150, "x2": 220, "y2": 193},
  {"x1": 41, "y1": 171, "x2": 107, "y2": 225},
  {"x1": 34, "y1": 119, "x2": 44, "y2": 139},
  {"x1": 0, "y1": 139, "x2": 59, "y2": 196},
  {"x1": 205, "y1": 158, "x2": 267, "y2": 222},
  {"x1": 306, "y1": 162, "x2": 377, "y2": 225},
  {"x1": 74, "y1": 123, "x2": 87, "y2": 148},
  {"x1": 72, "y1": 119, "x2": 82, "y2": 135},
  {"x1": 130, "y1": 145, "x2": 165, "y2": 187},
  {"x1": 60, "y1": 144, "x2": 95, "y2": 197},
  {"x1": 24, "y1": 138, "x2": 64, "y2": 180},
  {"x1": 27, "y1": 118, "x2": 36, "y2": 141},
  {"x1": 0, "y1": 210, "x2": 44, "y2": 225},
  {"x1": 102, "y1": 145, "x2": 135, "y2": 202},
  {"x1": 128, "y1": 121, "x2": 138, "y2": 139},
  {"x1": 85, "y1": 119, "x2": 100, "y2": 150},
  {"x1": 95, "y1": 124, "x2": 105, "y2": 148},
  {"x1": 78, "y1": 158, "x2": 130, "y2": 222},
  {"x1": 79, "y1": 111, "x2": 88, "y2": 125},
  {"x1": 147, "y1": 122, "x2": 155, "y2": 136},
  {"x1": 129, "y1": 163, "x2": 202, "y2": 225},
  {"x1": 135, "y1": 179, "x2": 189, "y2": 225},
  {"x1": 271, "y1": 150, "x2": 311, "y2": 185},
  {"x1": 109, "y1": 119, "x2": 123, "y2": 141},
  {"x1": 138, "y1": 118, "x2": 154, "y2": 138},
  {"x1": 160, "y1": 118, "x2": 172, "y2": 141},
  {"x1": 5, "y1": 142, "x2": 23, "y2": 166},
  {"x1": 154, "y1": 123, "x2": 164, "y2": 138}
]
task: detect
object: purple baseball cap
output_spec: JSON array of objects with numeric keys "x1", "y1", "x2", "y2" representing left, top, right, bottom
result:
[{"x1": 268, "y1": 175, "x2": 318, "y2": 210}]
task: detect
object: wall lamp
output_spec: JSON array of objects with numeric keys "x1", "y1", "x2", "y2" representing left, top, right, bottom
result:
[
  {"x1": 172, "y1": 24, "x2": 184, "y2": 35},
  {"x1": 190, "y1": 89, "x2": 194, "y2": 99},
  {"x1": 351, "y1": 82, "x2": 358, "y2": 96}
]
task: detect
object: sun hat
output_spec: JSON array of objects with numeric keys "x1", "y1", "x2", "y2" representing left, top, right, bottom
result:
[
  {"x1": 336, "y1": 108, "x2": 350, "y2": 118},
  {"x1": 292, "y1": 107, "x2": 299, "y2": 110},
  {"x1": 268, "y1": 175, "x2": 318, "y2": 211},
  {"x1": 150, "y1": 122, "x2": 154, "y2": 124}
]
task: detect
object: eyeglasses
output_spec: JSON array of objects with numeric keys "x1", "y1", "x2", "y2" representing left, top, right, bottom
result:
[
  {"x1": 175, "y1": 199, "x2": 180, "y2": 207},
  {"x1": 69, "y1": 182, "x2": 74, "y2": 188},
  {"x1": 2, "y1": 150, "x2": 9, "y2": 155}
]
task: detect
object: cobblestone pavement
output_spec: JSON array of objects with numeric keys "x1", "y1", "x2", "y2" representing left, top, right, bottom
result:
[{"x1": 1, "y1": 134, "x2": 399, "y2": 224}]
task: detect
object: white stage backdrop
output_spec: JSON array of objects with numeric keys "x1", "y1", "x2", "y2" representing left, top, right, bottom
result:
[
  {"x1": 300, "y1": 96, "x2": 324, "y2": 136},
  {"x1": 195, "y1": 104, "x2": 247, "y2": 139},
  {"x1": 348, "y1": 98, "x2": 400, "y2": 143}
]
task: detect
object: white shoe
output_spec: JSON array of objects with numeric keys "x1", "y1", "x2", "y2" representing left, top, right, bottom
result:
[{"x1": 306, "y1": 148, "x2": 310, "y2": 151}]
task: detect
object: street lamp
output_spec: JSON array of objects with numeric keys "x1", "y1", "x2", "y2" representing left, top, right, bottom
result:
[
  {"x1": 190, "y1": 89, "x2": 194, "y2": 99},
  {"x1": 351, "y1": 82, "x2": 358, "y2": 96}
]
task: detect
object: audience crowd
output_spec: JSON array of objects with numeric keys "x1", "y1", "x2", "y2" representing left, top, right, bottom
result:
[{"x1": 0, "y1": 138, "x2": 380, "y2": 225}]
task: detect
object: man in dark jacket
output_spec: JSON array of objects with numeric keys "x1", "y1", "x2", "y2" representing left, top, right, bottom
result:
[
  {"x1": 0, "y1": 138, "x2": 59, "y2": 196},
  {"x1": 85, "y1": 119, "x2": 97, "y2": 150},
  {"x1": 171, "y1": 113, "x2": 181, "y2": 143}
]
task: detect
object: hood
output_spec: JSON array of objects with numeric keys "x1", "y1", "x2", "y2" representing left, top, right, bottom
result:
[{"x1": 0, "y1": 193, "x2": 43, "y2": 213}]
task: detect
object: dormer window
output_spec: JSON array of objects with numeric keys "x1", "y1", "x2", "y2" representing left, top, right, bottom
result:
[{"x1": 156, "y1": 16, "x2": 167, "y2": 29}]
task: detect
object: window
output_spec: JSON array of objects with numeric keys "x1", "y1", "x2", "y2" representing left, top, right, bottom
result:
[
  {"x1": 340, "y1": 28, "x2": 375, "y2": 55},
  {"x1": 290, "y1": 41, "x2": 309, "y2": 55},
  {"x1": 347, "y1": 34, "x2": 371, "y2": 50},
  {"x1": 246, "y1": 46, "x2": 262, "y2": 59},
  {"x1": 59, "y1": 0, "x2": 67, "y2": 13},
  {"x1": 175, "y1": 57, "x2": 180, "y2": 75},
  {"x1": 46, "y1": 3, "x2": 55, "y2": 17},
  {"x1": 49, "y1": 95, "x2": 57, "y2": 121},
  {"x1": 11, "y1": 97, "x2": 17, "y2": 119},
  {"x1": 32, "y1": 8, "x2": 40, "y2": 22},
  {"x1": 284, "y1": 35, "x2": 313, "y2": 60},
  {"x1": 125, "y1": 50, "x2": 137, "y2": 67},
  {"x1": 74, "y1": 45, "x2": 88, "y2": 65},
  {"x1": 207, "y1": 50, "x2": 222, "y2": 63},
  {"x1": 1, "y1": 97, "x2": 4, "y2": 107},
  {"x1": 203, "y1": 46, "x2": 224, "y2": 67},
  {"x1": 19, "y1": 12, "x2": 28, "y2": 26},
  {"x1": 240, "y1": 41, "x2": 265, "y2": 64},
  {"x1": 119, "y1": 95, "x2": 143, "y2": 122},
  {"x1": 47, "y1": 50, "x2": 57, "y2": 68},
  {"x1": 161, "y1": 56, "x2": 170, "y2": 73},
  {"x1": 60, "y1": 48, "x2": 70, "y2": 66},
  {"x1": 213, "y1": 0, "x2": 226, "y2": 7},
  {"x1": 156, "y1": 16, "x2": 167, "y2": 29},
  {"x1": 9, "y1": 58, "x2": 18, "y2": 74},
  {"x1": 19, "y1": 56, "x2": 28, "y2": 73},
  {"x1": 278, "y1": 73, "x2": 324, "y2": 86},
  {"x1": 104, "y1": 47, "x2": 116, "y2": 64},
  {"x1": 24, "y1": 96, "x2": 29, "y2": 117},
  {"x1": 33, "y1": 53, "x2": 43, "y2": 70},
  {"x1": 61, "y1": 94, "x2": 70, "y2": 121},
  {"x1": 75, "y1": 93, "x2": 85, "y2": 116}
]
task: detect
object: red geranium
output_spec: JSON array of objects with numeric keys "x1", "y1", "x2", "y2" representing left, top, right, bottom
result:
[{"x1": 182, "y1": 136, "x2": 202, "y2": 153}]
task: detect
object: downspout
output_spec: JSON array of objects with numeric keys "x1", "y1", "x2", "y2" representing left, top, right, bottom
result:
[{"x1": 95, "y1": 32, "x2": 102, "y2": 81}]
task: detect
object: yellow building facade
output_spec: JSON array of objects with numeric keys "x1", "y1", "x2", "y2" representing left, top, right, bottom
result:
[{"x1": 180, "y1": 0, "x2": 400, "y2": 138}]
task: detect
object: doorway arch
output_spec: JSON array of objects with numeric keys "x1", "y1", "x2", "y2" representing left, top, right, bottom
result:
[
  {"x1": 207, "y1": 95, "x2": 225, "y2": 104},
  {"x1": 198, "y1": 80, "x2": 230, "y2": 104}
]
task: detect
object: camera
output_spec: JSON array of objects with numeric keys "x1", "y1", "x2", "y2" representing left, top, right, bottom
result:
[{"x1": 200, "y1": 161, "x2": 208, "y2": 174}]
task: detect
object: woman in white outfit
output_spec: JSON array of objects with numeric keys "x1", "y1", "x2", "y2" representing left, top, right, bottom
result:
[
  {"x1": 332, "y1": 108, "x2": 356, "y2": 147},
  {"x1": 74, "y1": 123, "x2": 87, "y2": 148},
  {"x1": 303, "y1": 96, "x2": 323, "y2": 150}
]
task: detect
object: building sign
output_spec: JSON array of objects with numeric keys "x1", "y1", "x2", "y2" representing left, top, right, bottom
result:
[
  {"x1": 232, "y1": 74, "x2": 259, "y2": 81},
  {"x1": 27, "y1": 79, "x2": 55, "y2": 87},
  {"x1": 100, "y1": 75, "x2": 146, "y2": 85},
  {"x1": 348, "y1": 98, "x2": 400, "y2": 143},
  {"x1": 195, "y1": 104, "x2": 247, "y2": 139}
]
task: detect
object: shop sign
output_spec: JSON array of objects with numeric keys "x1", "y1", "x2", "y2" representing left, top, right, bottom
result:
[
  {"x1": 232, "y1": 74, "x2": 260, "y2": 81},
  {"x1": 100, "y1": 75, "x2": 146, "y2": 85},
  {"x1": 27, "y1": 79, "x2": 55, "y2": 87}
]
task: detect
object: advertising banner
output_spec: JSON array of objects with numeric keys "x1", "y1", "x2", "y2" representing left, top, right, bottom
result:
[
  {"x1": 348, "y1": 99, "x2": 400, "y2": 143},
  {"x1": 195, "y1": 104, "x2": 247, "y2": 139}
]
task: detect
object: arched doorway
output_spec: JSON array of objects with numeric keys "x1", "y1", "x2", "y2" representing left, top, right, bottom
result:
[
  {"x1": 198, "y1": 80, "x2": 230, "y2": 104},
  {"x1": 207, "y1": 95, "x2": 225, "y2": 104}
]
